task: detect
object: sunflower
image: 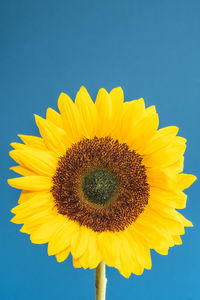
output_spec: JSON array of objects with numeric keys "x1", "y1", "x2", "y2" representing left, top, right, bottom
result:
[{"x1": 8, "y1": 87, "x2": 196, "y2": 278}]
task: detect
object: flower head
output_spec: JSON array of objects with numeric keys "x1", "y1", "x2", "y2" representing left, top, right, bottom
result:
[{"x1": 8, "y1": 87, "x2": 196, "y2": 278}]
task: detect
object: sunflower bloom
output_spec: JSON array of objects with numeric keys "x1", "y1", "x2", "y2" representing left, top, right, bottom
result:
[{"x1": 8, "y1": 87, "x2": 196, "y2": 278}]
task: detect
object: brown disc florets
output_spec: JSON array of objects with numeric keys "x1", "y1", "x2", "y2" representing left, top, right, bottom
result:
[{"x1": 51, "y1": 136, "x2": 149, "y2": 232}]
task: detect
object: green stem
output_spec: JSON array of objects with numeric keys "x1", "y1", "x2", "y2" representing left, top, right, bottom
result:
[{"x1": 95, "y1": 261, "x2": 107, "y2": 300}]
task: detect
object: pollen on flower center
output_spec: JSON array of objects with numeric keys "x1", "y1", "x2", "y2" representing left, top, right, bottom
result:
[
  {"x1": 82, "y1": 168, "x2": 118, "y2": 206},
  {"x1": 51, "y1": 136, "x2": 149, "y2": 232}
]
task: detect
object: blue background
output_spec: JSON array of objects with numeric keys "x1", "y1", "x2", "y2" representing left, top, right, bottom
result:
[{"x1": 1, "y1": 0, "x2": 199, "y2": 299}]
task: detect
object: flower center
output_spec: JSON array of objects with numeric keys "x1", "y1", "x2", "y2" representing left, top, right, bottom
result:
[
  {"x1": 82, "y1": 168, "x2": 118, "y2": 206},
  {"x1": 51, "y1": 136, "x2": 149, "y2": 232}
]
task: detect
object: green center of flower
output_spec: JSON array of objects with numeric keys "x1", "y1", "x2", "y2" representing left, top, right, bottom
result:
[{"x1": 82, "y1": 168, "x2": 118, "y2": 206}]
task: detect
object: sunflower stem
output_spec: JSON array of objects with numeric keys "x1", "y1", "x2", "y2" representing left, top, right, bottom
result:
[{"x1": 95, "y1": 261, "x2": 107, "y2": 300}]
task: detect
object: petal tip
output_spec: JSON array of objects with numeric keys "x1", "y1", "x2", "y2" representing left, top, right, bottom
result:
[
  {"x1": 10, "y1": 207, "x2": 16, "y2": 214},
  {"x1": 110, "y1": 86, "x2": 123, "y2": 92},
  {"x1": 7, "y1": 178, "x2": 12, "y2": 186},
  {"x1": 17, "y1": 134, "x2": 24, "y2": 140},
  {"x1": 10, "y1": 142, "x2": 17, "y2": 149},
  {"x1": 79, "y1": 85, "x2": 87, "y2": 92},
  {"x1": 98, "y1": 88, "x2": 108, "y2": 95}
]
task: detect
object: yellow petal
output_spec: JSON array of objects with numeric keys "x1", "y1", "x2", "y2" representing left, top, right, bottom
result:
[
  {"x1": 73, "y1": 257, "x2": 82, "y2": 268},
  {"x1": 147, "y1": 168, "x2": 175, "y2": 191},
  {"x1": 172, "y1": 235, "x2": 182, "y2": 245},
  {"x1": 97, "y1": 231, "x2": 120, "y2": 267},
  {"x1": 136, "y1": 210, "x2": 175, "y2": 245},
  {"x1": 120, "y1": 98, "x2": 145, "y2": 141},
  {"x1": 58, "y1": 92, "x2": 88, "y2": 142},
  {"x1": 48, "y1": 220, "x2": 79, "y2": 255},
  {"x1": 22, "y1": 214, "x2": 54, "y2": 228},
  {"x1": 12, "y1": 206, "x2": 52, "y2": 223},
  {"x1": 56, "y1": 247, "x2": 70, "y2": 263},
  {"x1": 149, "y1": 196, "x2": 177, "y2": 213},
  {"x1": 71, "y1": 226, "x2": 89, "y2": 259},
  {"x1": 127, "y1": 227, "x2": 152, "y2": 270},
  {"x1": 18, "y1": 191, "x2": 39, "y2": 204},
  {"x1": 175, "y1": 212, "x2": 193, "y2": 227},
  {"x1": 75, "y1": 86, "x2": 97, "y2": 137},
  {"x1": 123, "y1": 98, "x2": 145, "y2": 125},
  {"x1": 30, "y1": 216, "x2": 66, "y2": 244},
  {"x1": 95, "y1": 88, "x2": 112, "y2": 137},
  {"x1": 117, "y1": 232, "x2": 143, "y2": 277},
  {"x1": 154, "y1": 247, "x2": 169, "y2": 255},
  {"x1": 11, "y1": 192, "x2": 54, "y2": 215},
  {"x1": 134, "y1": 222, "x2": 171, "y2": 252},
  {"x1": 134, "y1": 221, "x2": 170, "y2": 255},
  {"x1": 77, "y1": 254, "x2": 89, "y2": 269},
  {"x1": 150, "y1": 205, "x2": 182, "y2": 226},
  {"x1": 142, "y1": 137, "x2": 186, "y2": 168},
  {"x1": 8, "y1": 175, "x2": 52, "y2": 191},
  {"x1": 46, "y1": 108, "x2": 63, "y2": 128},
  {"x1": 10, "y1": 142, "x2": 26, "y2": 150},
  {"x1": 9, "y1": 148, "x2": 57, "y2": 177},
  {"x1": 145, "y1": 207, "x2": 185, "y2": 236},
  {"x1": 11, "y1": 209, "x2": 52, "y2": 224},
  {"x1": 127, "y1": 108, "x2": 159, "y2": 150},
  {"x1": 20, "y1": 223, "x2": 40, "y2": 234},
  {"x1": 150, "y1": 204, "x2": 182, "y2": 224},
  {"x1": 109, "y1": 87, "x2": 124, "y2": 108},
  {"x1": 149, "y1": 187, "x2": 187, "y2": 209},
  {"x1": 109, "y1": 87, "x2": 124, "y2": 136},
  {"x1": 164, "y1": 156, "x2": 184, "y2": 176},
  {"x1": 138, "y1": 126, "x2": 179, "y2": 155},
  {"x1": 177, "y1": 174, "x2": 197, "y2": 190},
  {"x1": 10, "y1": 166, "x2": 35, "y2": 176},
  {"x1": 86, "y1": 231, "x2": 102, "y2": 269},
  {"x1": 35, "y1": 115, "x2": 71, "y2": 155},
  {"x1": 18, "y1": 135, "x2": 46, "y2": 150}
]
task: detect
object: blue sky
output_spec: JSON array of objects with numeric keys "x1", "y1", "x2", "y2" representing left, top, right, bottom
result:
[{"x1": 1, "y1": 0, "x2": 199, "y2": 299}]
